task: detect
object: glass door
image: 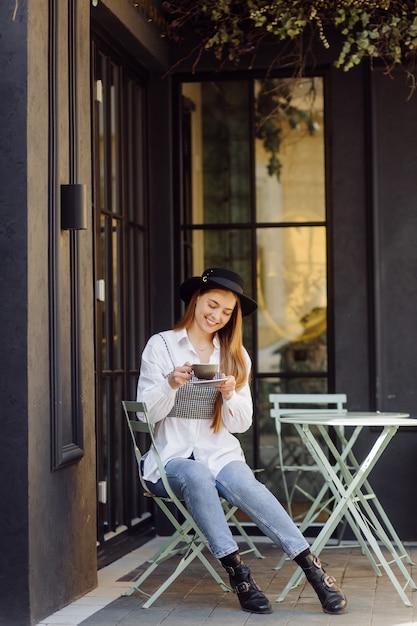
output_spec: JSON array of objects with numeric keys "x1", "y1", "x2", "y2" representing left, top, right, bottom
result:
[
  {"x1": 179, "y1": 77, "x2": 328, "y2": 519},
  {"x1": 92, "y1": 37, "x2": 150, "y2": 559}
]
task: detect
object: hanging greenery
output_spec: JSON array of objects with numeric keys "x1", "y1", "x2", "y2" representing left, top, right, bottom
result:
[{"x1": 162, "y1": 1, "x2": 417, "y2": 82}]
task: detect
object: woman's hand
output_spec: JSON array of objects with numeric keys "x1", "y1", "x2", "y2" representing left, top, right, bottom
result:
[
  {"x1": 168, "y1": 362, "x2": 192, "y2": 390},
  {"x1": 218, "y1": 373, "x2": 235, "y2": 401}
]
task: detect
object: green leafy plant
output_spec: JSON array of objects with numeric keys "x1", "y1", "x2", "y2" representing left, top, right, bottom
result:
[{"x1": 162, "y1": 1, "x2": 417, "y2": 85}]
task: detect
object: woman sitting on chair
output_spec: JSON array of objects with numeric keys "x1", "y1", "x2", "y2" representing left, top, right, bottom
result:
[{"x1": 136, "y1": 267, "x2": 347, "y2": 615}]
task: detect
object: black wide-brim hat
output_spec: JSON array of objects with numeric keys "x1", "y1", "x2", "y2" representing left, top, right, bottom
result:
[{"x1": 179, "y1": 268, "x2": 257, "y2": 317}]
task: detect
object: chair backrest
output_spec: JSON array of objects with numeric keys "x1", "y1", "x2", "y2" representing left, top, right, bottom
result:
[
  {"x1": 269, "y1": 393, "x2": 347, "y2": 436},
  {"x1": 122, "y1": 400, "x2": 151, "y2": 469},
  {"x1": 268, "y1": 393, "x2": 347, "y2": 517},
  {"x1": 121, "y1": 400, "x2": 183, "y2": 506}
]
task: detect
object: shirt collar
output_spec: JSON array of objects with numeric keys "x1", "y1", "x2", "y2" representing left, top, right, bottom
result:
[{"x1": 176, "y1": 328, "x2": 220, "y2": 349}]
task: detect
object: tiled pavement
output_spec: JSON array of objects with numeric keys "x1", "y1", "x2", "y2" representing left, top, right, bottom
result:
[{"x1": 36, "y1": 538, "x2": 417, "y2": 626}]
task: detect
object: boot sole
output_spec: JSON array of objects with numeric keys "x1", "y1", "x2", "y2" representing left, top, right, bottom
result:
[
  {"x1": 242, "y1": 607, "x2": 273, "y2": 614},
  {"x1": 323, "y1": 606, "x2": 347, "y2": 615}
]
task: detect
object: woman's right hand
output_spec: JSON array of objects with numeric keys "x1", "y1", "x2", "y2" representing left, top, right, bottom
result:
[{"x1": 168, "y1": 362, "x2": 192, "y2": 390}]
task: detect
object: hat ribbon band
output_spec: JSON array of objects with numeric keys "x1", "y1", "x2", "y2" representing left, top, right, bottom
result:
[{"x1": 202, "y1": 275, "x2": 243, "y2": 295}]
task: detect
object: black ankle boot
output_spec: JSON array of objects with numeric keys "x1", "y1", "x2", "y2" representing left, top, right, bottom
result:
[
  {"x1": 297, "y1": 553, "x2": 347, "y2": 614},
  {"x1": 222, "y1": 555, "x2": 272, "y2": 614}
]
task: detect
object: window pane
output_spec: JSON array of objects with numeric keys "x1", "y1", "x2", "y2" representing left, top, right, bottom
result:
[
  {"x1": 110, "y1": 63, "x2": 120, "y2": 214},
  {"x1": 182, "y1": 81, "x2": 251, "y2": 224},
  {"x1": 112, "y1": 218, "x2": 123, "y2": 370},
  {"x1": 258, "y1": 378, "x2": 328, "y2": 511},
  {"x1": 128, "y1": 227, "x2": 147, "y2": 371},
  {"x1": 185, "y1": 228, "x2": 251, "y2": 276},
  {"x1": 95, "y1": 55, "x2": 106, "y2": 214},
  {"x1": 255, "y1": 77, "x2": 325, "y2": 223},
  {"x1": 101, "y1": 214, "x2": 111, "y2": 370},
  {"x1": 182, "y1": 227, "x2": 254, "y2": 352},
  {"x1": 127, "y1": 81, "x2": 145, "y2": 224},
  {"x1": 257, "y1": 226, "x2": 327, "y2": 375}
]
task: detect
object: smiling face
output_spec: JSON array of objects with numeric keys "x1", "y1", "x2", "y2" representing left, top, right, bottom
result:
[{"x1": 193, "y1": 289, "x2": 237, "y2": 335}]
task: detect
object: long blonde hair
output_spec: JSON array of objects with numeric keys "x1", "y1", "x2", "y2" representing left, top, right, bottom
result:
[{"x1": 172, "y1": 289, "x2": 249, "y2": 433}]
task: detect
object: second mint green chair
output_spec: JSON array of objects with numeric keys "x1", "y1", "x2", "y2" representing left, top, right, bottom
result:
[{"x1": 269, "y1": 393, "x2": 348, "y2": 570}]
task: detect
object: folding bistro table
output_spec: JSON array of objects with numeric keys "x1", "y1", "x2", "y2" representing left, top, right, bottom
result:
[{"x1": 276, "y1": 412, "x2": 417, "y2": 607}]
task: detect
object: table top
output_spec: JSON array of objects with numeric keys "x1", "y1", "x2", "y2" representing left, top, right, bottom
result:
[{"x1": 280, "y1": 411, "x2": 416, "y2": 427}]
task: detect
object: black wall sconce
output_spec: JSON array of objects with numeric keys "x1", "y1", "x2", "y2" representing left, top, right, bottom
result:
[{"x1": 61, "y1": 183, "x2": 87, "y2": 230}]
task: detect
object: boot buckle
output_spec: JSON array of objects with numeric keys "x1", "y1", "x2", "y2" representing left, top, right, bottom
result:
[
  {"x1": 313, "y1": 555, "x2": 322, "y2": 569},
  {"x1": 323, "y1": 573, "x2": 337, "y2": 588},
  {"x1": 233, "y1": 581, "x2": 251, "y2": 594}
]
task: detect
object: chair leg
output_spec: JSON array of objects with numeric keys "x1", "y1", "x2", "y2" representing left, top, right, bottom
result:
[
  {"x1": 140, "y1": 538, "x2": 230, "y2": 608},
  {"x1": 123, "y1": 524, "x2": 195, "y2": 597},
  {"x1": 124, "y1": 494, "x2": 232, "y2": 607}
]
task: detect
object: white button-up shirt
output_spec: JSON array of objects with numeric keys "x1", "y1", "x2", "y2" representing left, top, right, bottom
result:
[{"x1": 136, "y1": 328, "x2": 253, "y2": 483}]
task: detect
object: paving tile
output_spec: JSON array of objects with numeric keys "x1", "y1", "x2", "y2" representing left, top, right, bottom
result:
[{"x1": 35, "y1": 540, "x2": 417, "y2": 626}]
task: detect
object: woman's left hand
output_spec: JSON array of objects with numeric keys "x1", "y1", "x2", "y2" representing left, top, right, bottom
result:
[{"x1": 218, "y1": 373, "x2": 235, "y2": 401}]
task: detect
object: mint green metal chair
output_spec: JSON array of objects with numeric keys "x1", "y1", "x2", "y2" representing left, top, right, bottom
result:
[
  {"x1": 122, "y1": 400, "x2": 261, "y2": 608},
  {"x1": 269, "y1": 393, "x2": 348, "y2": 569},
  {"x1": 269, "y1": 393, "x2": 347, "y2": 519}
]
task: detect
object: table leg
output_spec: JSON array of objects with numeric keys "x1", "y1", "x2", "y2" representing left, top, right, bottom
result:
[
  {"x1": 337, "y1": 430, "x2": 414, "y2": 566},
  {"x1": 276, "y1": 424, "x2": 416, "y2": 607}
]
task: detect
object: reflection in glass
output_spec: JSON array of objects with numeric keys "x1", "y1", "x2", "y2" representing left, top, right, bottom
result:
[
  {"x1": 257, "y1": 378, "x2": 327, "y2": 510},
  {"x1": 182, "y1": 81, "x2": 251, "y2": 225},
  {"x1": 112, "y1": 218, "x2": 122, "y2": 370},
  {"x1": 180, "y1": 76, "x2": 329, "y2": 516},
  {"x1": 255, "y1": 78, "x2": 327, "y2": 380},
  {"x1": 96, "y1": 72, "x2": 105, "y2": 213},
  {"x1": 257, "y1": 226, "x2": 327, "y2": 378},
  {"x1": 187, "y1": 229, "x2": 254, "y2": 353},
  {"x1": 255, "y1": 78, "x2": 325, "y2": 223},
  {"x1": 110, "y1": 64, "x2": 118, "y2": 214}
]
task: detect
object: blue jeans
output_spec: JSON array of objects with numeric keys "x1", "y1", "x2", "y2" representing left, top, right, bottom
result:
[{"x1": 144, "y1": 458, "x2": 309, "y2": 560}]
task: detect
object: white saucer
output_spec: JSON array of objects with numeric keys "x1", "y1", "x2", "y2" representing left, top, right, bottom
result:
[{"x1": 191, "y1": 377, "x2": 229, "y2": 387}]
